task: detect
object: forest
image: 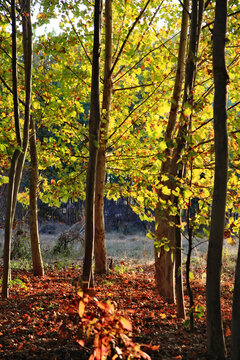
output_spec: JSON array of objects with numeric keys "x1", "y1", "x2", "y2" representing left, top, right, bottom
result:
[{"x1": 0, "y1": 0, "x2": 240, "y2": 359}]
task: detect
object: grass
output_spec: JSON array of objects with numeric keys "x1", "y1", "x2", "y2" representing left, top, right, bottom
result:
[{"x1": 0, "y1": 228, "x2": 239, "y2": 275}]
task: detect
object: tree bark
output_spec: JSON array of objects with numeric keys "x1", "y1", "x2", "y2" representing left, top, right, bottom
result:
[
  {"x1": 154, "y1": 0, "x2": 189, "y2": 303},
  {"x1": 231, "y1": 238, "x2": 240, "y2": 359},
  {"x1": 2, "y1": 0, "x2": 32, "y2": 298},
  {"x1": 185, "y1": 206, "x2": 194, "y2": 330},
  {"x1": 29, "y1": 115, "x2": 44, "y2": 276},
  {"x1": 82, "y1": 0, "x2": 102, "y2": 288},
  {"x1": 94, "y1": 0, "x2": 113, "y2": 275},
  {"x1": 155, "y1": 0, "x2": 204, "y2": 305},
  {"x1": 175, "y1": 209, "x2": 185, "y2": 319},
  {"x1": 206, "y1": 0, "x2": 228, "y2": 358},
  {"x1": 2, "y1": 151, "x2": 20, "y2": 298}
]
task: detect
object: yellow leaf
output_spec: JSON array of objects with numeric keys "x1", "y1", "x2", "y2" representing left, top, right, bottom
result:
[
  {"x1": 120, "y1": 317, "x2": 132, "y2": 331},
  {"x1": 78, "y1": 300, "x2": 85, "y2": 317},
  {"x1": 161, "y1": 174, "x2": 168, "y2": 182},
  {"x1": 32, "y1": 101, "x2": 40, "y2": 110},
  {"x1": 159, "y1": 140, "x2": 167, "y2": 151},
  {"x1": 227, "y1": 237, "x2": 236, "y2": 246},
  {"x1": 162, "y1": 186, "x2": 171, "y2": 196},
  {"x1": 77, "y1": 290, "x2": 83, "y2": 298}
]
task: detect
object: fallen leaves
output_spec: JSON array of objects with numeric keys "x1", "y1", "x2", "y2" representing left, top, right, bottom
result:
[
  {"x1": 78, "y1": 300, "x2": 85, "y2": 317},
  {"x1": 119, "y1": 316, "x2": 132, "y2": 331},
  {"x1": 0, "y1": 262, "x2": 234, "y2": 359}
]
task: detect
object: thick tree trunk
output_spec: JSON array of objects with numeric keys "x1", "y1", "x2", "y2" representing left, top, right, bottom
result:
[
  {"x1": 155, "y1": 206, "x2": 176, "y2": 303},
  {"x1": 206, "y1": 0, "x2": 228, "y2": 358},
  {"x1": 95, "y1": 147, "x2": 107, "y2": 274},
  {"x1": 154, "y1": 0, "x2": 189, "y2": 303},
  {"x1": 82, "y1": 0, "x2": 102, "y2": 288},
  {"x1": 94, "y1": 0, "x2": 113, "y2": 275},
  {"x1": 231, "y1": 238, "x2": 240, "y2": 359},
  {"x1": 2, "y1": 0, "x2": 32, "y2": 298},
  {"x1": 155, "y1": 0, "x2": 204, "y2": 304},
  {"x1": 29, "y1": 116, "x2": 44, "y2": 276}
]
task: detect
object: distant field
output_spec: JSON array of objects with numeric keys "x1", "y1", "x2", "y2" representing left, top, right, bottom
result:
[{"x1": 0, "y1": 226, "x2": 238, "y2": 269}]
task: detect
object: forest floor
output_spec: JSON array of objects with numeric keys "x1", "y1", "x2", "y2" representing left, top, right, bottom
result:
[{"x1": 0, "y1": 253, "x2": 235, "y2": 360}]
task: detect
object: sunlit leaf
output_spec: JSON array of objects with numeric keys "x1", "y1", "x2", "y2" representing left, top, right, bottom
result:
[
  {"x1": 78, "y1": 300, "x2": 85, "y2": 317},
  {"x1": 120, "y1": 317, "x2": 132, "y2": 331}
]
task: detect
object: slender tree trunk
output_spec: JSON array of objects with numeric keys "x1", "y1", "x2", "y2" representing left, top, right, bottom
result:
[
  {"x1": 2, "y1": 151, "x2": 20, "y2": 297},
  {"x1": 172, "y1": 0, "x2": 203, "y2": 317},
  {"x1": 231, "y1": 238, "x2": 240, "y2": 359},
  {"x1": 186, "y1": 206, "x2": 194, "y2": 330},
  {"x1": 206, "y1": 0, "x2": 228, "y2": 358},
  {"x1": 2, "y1": 0, "x2": 21, "y2": 298},
  {"x1": 94, "y1": 0, "x2": 113, "y2": 274},
  {"x1": 2, "y1": 0, "x2": 32, "y2": 298},
  {"x1": 154, "y1": 0, "x2": 189, "y2": 303},
  {"x1": 175, "y1": 209, "x2": 185, "y2": 319},
  {"x1": 82, "y1": 0, "x2": 102, "y2": 289},
  {"x1": 29, "y1": 116, "x2": 44, "y2": 276}
]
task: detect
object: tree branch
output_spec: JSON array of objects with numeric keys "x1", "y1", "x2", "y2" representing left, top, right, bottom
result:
[{"x1": 110, "y1": 0, "x2": 151, "y2": 75}]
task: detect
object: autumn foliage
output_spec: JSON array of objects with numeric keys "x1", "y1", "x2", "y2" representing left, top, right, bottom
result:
[
  {"x1": 0, "y1": 260, "x2": 235, "y2": 359},
  {"x1": 77, "y1": 290, "x2": 155, "y2": 359}
]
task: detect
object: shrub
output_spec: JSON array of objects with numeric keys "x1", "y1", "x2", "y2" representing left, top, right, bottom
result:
[
  {"x1": 11, "y1": 228, "x2": 31, "y2": 260},
  {"x1": 77, "y1": 290, "x2": 152, "y2": 360}
]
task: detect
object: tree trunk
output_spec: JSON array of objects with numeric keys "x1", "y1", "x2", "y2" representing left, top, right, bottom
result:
[
  {"x1": 175, "y1": 209, "x2": 185, "y2": 319},
  {"x1": 231, "y1": 238, "x2": 240, "y2": 359},
  {"x1": 154, "y1": 0, "x2": 189, "y2": 303},
  {"x1": 206, "y1": 0, "x2": 228, "y2": 358},
  {"x1": 82, "y1": 0, "x2": 102, "y2": 289},
  {"x1": 2, "y1": 0, "x2": 32, "y2": 298},
  {"x1": 94, "y1": 0, "x2": 113, "y2": 275},
  {"x1": 2, "y1": 151, "x2": 20, "y2": 298},
  {"x1": 155, "y1": 0, "x2": 204, "y2": 304},
  {"x1": 29, "y1": 115, "x2": 44, "y2": 276},
  {"x1": 185, "y1": 206, "x2": 194, "y2": 330}
]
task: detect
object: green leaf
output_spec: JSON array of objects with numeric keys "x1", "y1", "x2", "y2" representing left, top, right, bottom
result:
[
  {"x1": 146, "y1": 231, "x2": 155, "y2": 240},
  {"x1": 164, "y1": 244, "x2": 170, "y2": 252},
  {"x1": 0, "y1": 175, "x2": 9, "y2": 184},
  {"x1": 93, "y1": 139, "x2": 99, "y2": 148},
  {"x1": 189, "y1": 271, "x2": 195, "y2": 281}
]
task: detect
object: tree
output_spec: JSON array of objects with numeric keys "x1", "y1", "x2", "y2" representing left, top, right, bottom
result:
[
  {"x1": 206, "y1": 0, "x2": 229, "y2": 358},
  {"x1": 94, "y1": 0, "x2": 156, "y2": 274},
  {"x1": 94, "y1": 0, "x2": 113, "y2": 274},
  {"x1": 0, "y1": 1, "x2": 44, "y2": 279},
  {"x1": 29, "y1": 115, "x2": 44, "y2": 276},
  {"x1": 154, "y1": 0, "x2": 190, "y2": 307},
  {"x1": 2, "y1": 0, "x2": 33, "y2": 298},
  {"x1": 154, "y1": 0, "x2": 204, "y2": 304},
  {"x1": 231, "y1": 238, "x2": 240, "y2": 359},
  {"x1": 82, "y1": 0, "x2": 103, "y2": 289}
]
